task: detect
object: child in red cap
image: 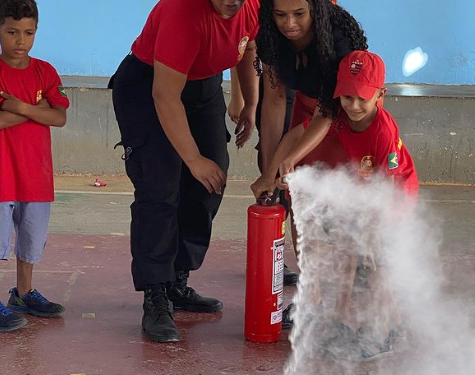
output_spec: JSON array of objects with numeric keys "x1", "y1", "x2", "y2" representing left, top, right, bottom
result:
[
  {"x1": 252, "y1": 50, "x2": 417, "y2": 361},
  {"x1": 253, "y1": 50, "x2": 418, "y2": 199},
  {"x1": 331, "y1": 50, "x2": 418, "y2": 198}
]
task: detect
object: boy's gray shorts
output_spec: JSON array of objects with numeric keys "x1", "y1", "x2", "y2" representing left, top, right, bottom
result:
[{"x1": 0, "y1": 202, "x2": 51, "y2": 264}]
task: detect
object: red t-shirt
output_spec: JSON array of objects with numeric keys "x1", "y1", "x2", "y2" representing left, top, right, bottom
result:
[
  {"x1": 302, "y1": 108, "x2": 418, "y2": 196},
  {"x1": 0, "y1": 58, "x2": 69, "y2": 202},
  {"x1": 334, "y1": 108, "x2": 419, "y2": 196},
  {"x1": 132, "y1": 0, "x2": 259, "y2": 80}
]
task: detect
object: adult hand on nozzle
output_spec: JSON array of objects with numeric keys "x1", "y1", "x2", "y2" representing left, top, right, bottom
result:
[
  {"x1": 235, "y1": 104, "x2": 256, "y2": 149},
  {"x1": 188, "y1": 155, "x2": 227, "y2": 195},
  {"x1": 250, "y1": 174, "x2": 276, "y2": 200}
]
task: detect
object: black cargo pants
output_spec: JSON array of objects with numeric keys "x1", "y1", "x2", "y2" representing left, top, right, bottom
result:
[{"x1": 110, "y1": 54, "x2": 229, "y2": 291}]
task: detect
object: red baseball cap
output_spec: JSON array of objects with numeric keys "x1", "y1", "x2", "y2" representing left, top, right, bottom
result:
[{"x1": 333, "y1": 50, "x2": 385, "y2": 100}]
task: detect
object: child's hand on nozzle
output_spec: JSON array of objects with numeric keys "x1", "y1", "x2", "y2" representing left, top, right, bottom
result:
[
  {"x1": 278, "y1": 158, "x2": 295, "y2": 186},
  {"x1": 276, "y1": 175, "x2": 289, "y2": 191},
  {"x1": 250, "y1": 175, "x2": 275, "y2": 200}
]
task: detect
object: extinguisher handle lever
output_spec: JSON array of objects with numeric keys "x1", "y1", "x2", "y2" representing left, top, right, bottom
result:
[{"x1": 257, "y1": 187, "x2": 280, "y2": 206}]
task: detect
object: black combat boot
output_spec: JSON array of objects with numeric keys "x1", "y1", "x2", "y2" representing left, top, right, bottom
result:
[
  {"x1": 283, "y1": 264, "x2": 299, "y2": 286},
  {"x1": 142, "y1": 284, "x2": 180, "y2": 342},
  {"x1": 282, "y1": 303, "x2": 294, "y2": 329},
  {"x1": 167, "y1": 271, "x2": 223, "y2": 313}
]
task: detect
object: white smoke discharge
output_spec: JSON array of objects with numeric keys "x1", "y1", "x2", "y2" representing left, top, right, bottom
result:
[{"x1": 284, "y1": 164, "x2": 475, "y2": 375}]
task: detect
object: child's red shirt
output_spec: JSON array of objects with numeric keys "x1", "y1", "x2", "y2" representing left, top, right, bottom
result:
[
  {"x1": 0, "y1": 58, "x2": 69, "y2": 202},
  {"x1": 303, "y1": 107, "x2": 419, "y2": 197},
  {"x1": 335, "y1": 107, "x2": 419, "y2": 196}
]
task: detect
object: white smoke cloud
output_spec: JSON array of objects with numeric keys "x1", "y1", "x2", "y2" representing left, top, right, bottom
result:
[{"x1": 284, "y1": 164, "x2": 475, "y2": 375}]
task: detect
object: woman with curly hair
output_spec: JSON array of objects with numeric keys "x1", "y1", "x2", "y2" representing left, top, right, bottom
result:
[
  {"x1": 253, "y1": 0, "x2": 368, "y2": 181},
  {"x1": 250, "y1": 0, "x2": 367, "y2": 330}
]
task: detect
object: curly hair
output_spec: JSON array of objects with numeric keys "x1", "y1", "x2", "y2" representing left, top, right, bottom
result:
[
  {"x1": 0, "y1": 0, "x2": 38, "y2": 26},
  {"x1": 256, "y1": 0, "x2": 368, "y2": 118}
]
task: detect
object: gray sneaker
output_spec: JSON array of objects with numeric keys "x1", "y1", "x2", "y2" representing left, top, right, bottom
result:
[{"x1": 358, "y1": 336, "x2": 394, "y2": 362}]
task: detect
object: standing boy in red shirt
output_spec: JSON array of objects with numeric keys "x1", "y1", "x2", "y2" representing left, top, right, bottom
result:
[{"x1": 0, "y1": 0, "x2": 69, "y2": 331}]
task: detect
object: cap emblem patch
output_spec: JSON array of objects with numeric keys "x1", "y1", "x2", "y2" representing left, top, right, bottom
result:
[{"x1": 350, "y1": 60, "x2": 363, "y2": 75}]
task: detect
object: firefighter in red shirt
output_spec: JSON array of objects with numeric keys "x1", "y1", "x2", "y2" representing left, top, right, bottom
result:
[{"x1": 109, "y1": 0, "x2": 259, "y2": 342}]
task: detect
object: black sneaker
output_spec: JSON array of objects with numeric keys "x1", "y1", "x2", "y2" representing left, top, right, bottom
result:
[
  {"x1": 143, "y1": 285, "x2": 180, "y2": 343},
  {"x1": 284, "y1": 265, "x2": 298, "y2": 286},
  {"x1": 282, "y1": 303, "x2": 294, "y2": 330},
  {"x1": 7, "y1": 288, "x2": 64, "y2": 317},
  {"x1": 168, "y1": 271, "x2": 223, "y2": 313},
  {"x1": 0, "y1": 300, "x2": 27, "y2": 331}
]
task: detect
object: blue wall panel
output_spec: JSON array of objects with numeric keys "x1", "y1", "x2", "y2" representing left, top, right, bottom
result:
[
  {"x1": 339, "y1": 0, "x2": 475, "y2": 84},
  {"x1": 32, "y1": 0, "x2": 475, "y2": 84},
  {"x1": 34, "y1": 0, "x2": 156, "y2": 76}
]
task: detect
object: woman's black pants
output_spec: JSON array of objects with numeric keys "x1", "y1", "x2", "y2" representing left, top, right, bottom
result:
[{"x1": 110, "y1": 54, "x2": 229, "y2": 291}]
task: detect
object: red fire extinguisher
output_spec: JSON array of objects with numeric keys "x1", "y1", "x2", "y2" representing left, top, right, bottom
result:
[{"x1": 244, "y1": 189, "x2": 286, "y2": 342}]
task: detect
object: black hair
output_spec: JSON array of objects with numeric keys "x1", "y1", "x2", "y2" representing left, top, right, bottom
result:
[
  {"x1": 255, "y1": 0, "x2": 368, "y2": 118},
  {"x1": 0, "y1": 0, "x2": 39, "y2": 26}
]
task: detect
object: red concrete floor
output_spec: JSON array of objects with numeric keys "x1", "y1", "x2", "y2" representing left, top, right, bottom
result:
[
  {"x1": 1, "y1": 182, "x2": 475, "y2": 375},
  {"x1": 0, "y1": 234, "x2": 294, "y2": 375}
]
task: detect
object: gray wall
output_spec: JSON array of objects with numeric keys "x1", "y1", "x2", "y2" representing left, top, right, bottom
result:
[
  {"x1": 384, "y1": 96, "x2": 475, "y2": 184},
  {"x1": 53, "y1": 80, "x2": 262, "y2": 179},
  {"x1": 53, "y1": 81, "x2": 475, "y2": 184}
]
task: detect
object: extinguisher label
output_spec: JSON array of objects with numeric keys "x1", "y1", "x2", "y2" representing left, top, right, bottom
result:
[
  {"x1": 272, "y1": 237, "x2": 285, "y2": 294},
  {"x1": 271, "y1": 309, "x2": 282, "y2": 325},
  {"x1": 277, "y1": 292, "x2": 284, "y2": 310}
]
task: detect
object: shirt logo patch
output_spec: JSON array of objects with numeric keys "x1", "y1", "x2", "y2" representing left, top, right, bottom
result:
[
  {"x1": 237, "y1": 35, "x2": 249, "y2": 62},
  {"x1": 350, "y1": 60, "x2": 363, "y2": 75},
  {"x1": 36, "y1": 90, "x2": 43, "y2": 103},
  {"x1": 58, "y1": 86, "x2": 67, "y2": 98},
  {"x1": 359, "y1": 155, "x2": 374, "y2": 179},
  {"x1": 388, "y1": 152, "x2": 399, "y2": 170}
]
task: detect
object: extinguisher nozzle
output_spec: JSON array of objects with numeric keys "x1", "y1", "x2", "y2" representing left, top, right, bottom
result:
[{"x1": 257, "y1": 187, "x2": 280, "y2": 206}]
